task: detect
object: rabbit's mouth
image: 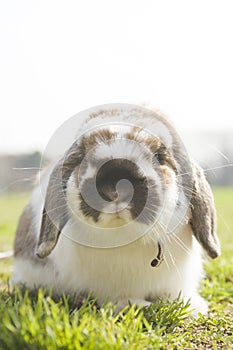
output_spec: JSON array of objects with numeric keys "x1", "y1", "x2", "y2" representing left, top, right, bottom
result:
[{"x1": 97, "y1": 208, "x2": 133, "y2": 228}]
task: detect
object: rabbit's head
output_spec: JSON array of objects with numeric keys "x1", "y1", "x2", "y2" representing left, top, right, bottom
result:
[{"x1": 36, "y1": 106, "x2": 220, "y2": 259}]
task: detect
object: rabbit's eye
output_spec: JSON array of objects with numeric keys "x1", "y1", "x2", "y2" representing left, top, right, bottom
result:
[
  {"x1": 154, "y1": 146, "x2": 177, "y2": 173},
  {"x1": 155, "y1": 152, "x2": 164, "y2": 164},
  {"x1": 136, "y1": 177, "x2": 146, "y2": 185},
  {"x1": 154, "y1": 145, "x2": 167, "y2": 165}
]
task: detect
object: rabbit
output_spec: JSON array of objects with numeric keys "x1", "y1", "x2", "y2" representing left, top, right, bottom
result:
[{"x1": 11, "y1": 104, "x2": 220, "y2": 316}]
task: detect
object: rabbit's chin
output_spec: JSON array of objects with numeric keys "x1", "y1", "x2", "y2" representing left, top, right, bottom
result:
[{"x1": 97, "y1": 211, "x2": 133, "y2": 228}]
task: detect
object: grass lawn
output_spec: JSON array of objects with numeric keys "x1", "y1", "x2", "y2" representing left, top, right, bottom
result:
[{"x1": 0, "y1": 189, "x2": 232, "y2": 349}]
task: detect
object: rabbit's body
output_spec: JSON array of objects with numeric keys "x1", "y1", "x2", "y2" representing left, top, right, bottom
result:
[
  {"x1": 13, "y1": 191, "x2": 204, "y2": 312},
  {"x1": 11, "y1": 105, "x2": 220, "y2": 315}
]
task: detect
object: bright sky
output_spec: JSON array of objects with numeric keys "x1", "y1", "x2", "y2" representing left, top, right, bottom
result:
[{"x1": 1, "y1": 0, "x2": 233, "y2": 154}]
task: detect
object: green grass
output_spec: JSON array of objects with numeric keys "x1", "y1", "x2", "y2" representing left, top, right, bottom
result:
[{"x1": 0, "y1": 189, "x2": 233, "y2": 349}]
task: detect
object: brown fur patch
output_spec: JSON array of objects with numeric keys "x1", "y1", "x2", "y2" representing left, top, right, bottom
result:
[
  {"x1": 144, "y1": 136, "x2": 162, "y2": 154},
  {"x1": 37, "y1": 141, "x2": 85, "y2": 259},
  {"x1": 87, "y1": 108, "x2": 121, "y2": 123},
  {"x1": 189, "y1": 161, "x2": 220, "y2": 259},
  {"x1": 124, "y1": 126, "x2": 144, "y2": 141},
  {"x1": 14, "y1": 204, "x2": 46, "y2": 263},
  {"x1": 159, "y1": 165, "x2": 172, "y2": 189},
  {"x1": 158, "y1": 146, "x2": 177, "y2": 173},
  {"x1": 124, "y1": 132, "x2": 177, "y2": 172},
  {"x1": 81, "y1": 129, "x2": 118, "y2": 153}
]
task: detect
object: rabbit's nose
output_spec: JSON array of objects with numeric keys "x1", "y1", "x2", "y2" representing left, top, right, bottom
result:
[
  {"x1": 97, "y1": 182, "x2": 118, "y2": 202},
  {"x1": 115, "y1": 179, "x2": 134, "y2": 204},
  {"x1": 98, "y1": 179, "x2": 134, "y2": 204},
  {"x1": 101, "y1": 189, "x2": 118, "y2": 202}
]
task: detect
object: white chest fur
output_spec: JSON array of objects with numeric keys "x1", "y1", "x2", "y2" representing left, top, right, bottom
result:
[{"x1": 47, "y1": 223, "x2": 203, "y2": 305}]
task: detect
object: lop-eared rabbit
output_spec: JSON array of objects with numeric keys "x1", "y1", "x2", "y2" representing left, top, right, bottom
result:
[{"x1": 12, "y1": 105, "x2": 220, "y2": 316}]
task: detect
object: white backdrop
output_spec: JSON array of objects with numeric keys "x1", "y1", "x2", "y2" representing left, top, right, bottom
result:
[{"x1": 0, "y1": 0, "x2": 233, "y2": 154}]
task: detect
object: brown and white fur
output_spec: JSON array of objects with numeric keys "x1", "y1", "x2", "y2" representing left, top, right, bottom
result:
[{"x1": 11, "y1": 105, "x2": 220, "y2": 316}]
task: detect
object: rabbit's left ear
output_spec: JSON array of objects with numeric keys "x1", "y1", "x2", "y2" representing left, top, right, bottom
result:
[
  {"x1": 36, "y1": 141, "x2": 85, "y2": 258},
  {"x1": 189, "y1": 160, "x2": 220, "y2": 259}
]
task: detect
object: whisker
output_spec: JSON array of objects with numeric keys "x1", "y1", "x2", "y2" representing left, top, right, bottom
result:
[
  {"x1": 217, "y1": 211, "x2": 232, "y2": 235},
  {"x1": 162, "y1": 241, "x2": 175, "y2": 268},
  {"x1": 177, "y1": 183, "x2": 198, "y2": 196},
  {"x1": 163, "y1": 255, "x2": 171, "y2": 270},
  {"x1": 208, "y1": 145, "x2": 230, "y2": 163},
  {"x1": 0, "y1": 178, "x2": 33, "y2": 193},
  {"x1": 13, "y1": 167, "x2": 43, "y2": 170},
  {"x1": 156, "y1": 228, "x2": 175, "y2": 268},
  {"x1": 169, "y1": 233, "x2": 192, "y2": 255},
  {"x1": 155, "y1": 214, "x2": 192, "y2": 256},
  {"x1": 156, "y1": 226, "x2": 185, "y2": 278},
  {"x1": 44, "y1": 203, "x2": 70, "y2": 215},
  {"x1": 178, "y1": 163, "x2": 233, "y2": 177},
  {"x1": 147, "y1": 227, "x2": 171, "y2": 270}
]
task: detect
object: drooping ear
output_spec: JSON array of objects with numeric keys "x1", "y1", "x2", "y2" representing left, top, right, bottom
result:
[
  {"x1": 189, "y1": 160, "x2": 220, "y2": 259},
  {"x1": 36, "y1": 141, "x2": 85, "y2": 258}
]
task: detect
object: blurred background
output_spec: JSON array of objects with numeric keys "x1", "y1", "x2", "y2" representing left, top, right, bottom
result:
[{"x1": 0, "y1": 0, "x2": 233, "y2": 194}]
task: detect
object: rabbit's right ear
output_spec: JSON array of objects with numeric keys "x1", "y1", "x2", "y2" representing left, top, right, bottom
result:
[
  {"x1": 36, "y1": 141, "x2": 85, "y2": 259},
  {"x1": 189, "y1": 160, "x2": 220, "y2": 259}
]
